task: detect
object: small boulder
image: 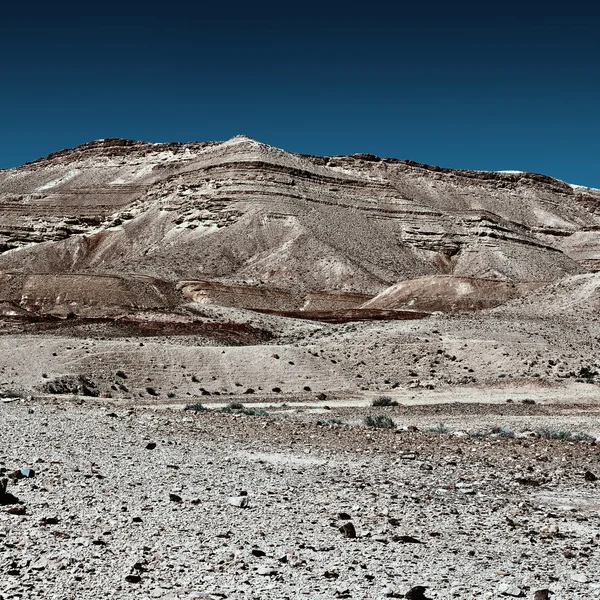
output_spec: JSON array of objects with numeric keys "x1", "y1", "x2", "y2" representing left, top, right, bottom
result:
[
  {"x1": 228, "y1": 496, "x2": 249, "y2": 508},
  {"x1": 498, "y1": 583, "x2": 523, "y2": 597},
  {"x1": 339, "y1": 522, "x2": 356, "y2": 538},
  {"x1": 405, "y1": 586, "x2": 430, "y2": 600},
  {"x1": 7, "y1": 506, "x2": 26, "y2": 515}
]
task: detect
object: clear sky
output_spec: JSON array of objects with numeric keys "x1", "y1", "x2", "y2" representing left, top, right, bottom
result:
[{"x1": 1, "y1": 0, "x2": 598, "y2": 187}]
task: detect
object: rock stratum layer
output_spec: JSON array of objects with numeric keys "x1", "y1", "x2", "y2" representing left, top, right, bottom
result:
[{"x1": 1, "y1": 135, "x2": 599, "y2": 311}]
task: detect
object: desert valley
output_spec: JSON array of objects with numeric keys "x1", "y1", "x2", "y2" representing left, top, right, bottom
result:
[{"x1": 1, "y1": 136, "x2": 599, "y2": 599}]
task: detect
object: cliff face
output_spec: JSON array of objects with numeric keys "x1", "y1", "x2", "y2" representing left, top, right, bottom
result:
[{"x1": 0, "y1": 135, "x2": 598, "y2": 314}]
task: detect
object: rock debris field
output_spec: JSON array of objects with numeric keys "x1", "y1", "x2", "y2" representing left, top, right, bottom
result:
[{"x1": 1, "y1": 396, "x2": 599, "y2": 600}]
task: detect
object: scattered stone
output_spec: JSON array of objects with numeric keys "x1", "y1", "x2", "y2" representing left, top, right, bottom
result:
[
  {"x1": 405, "y1": 586, "x2": 429, "y2": 600},
  {"x1": 584, "y1": 470, "x2": 598, "y2": 482},
  {"x1": 9, "y1": 468, "x2": 35, "y2": 480},
  {"x1": 7, "y1": 505, "x2": 26, "y2": 515},
  {"x1": 316, "y1": 393, "x2": 327, "y2": 401},
  {"x1": 338, "y1": 512, "x2": 351, "y2": 520},
  {"x1": 39, "y1": 516, "x2": 60, "y2": 525},
  {"x1": 533, "y1": 591, "x2": 551, "y2": 600},
  {"x1": 169, "y1": 493, "x2": 182, "y2": 503},
  {"x1": 392, "y1": 535, "x2": 422, "y2": 544},
  {"x1": 42, "y1": 374, "x2": 99, "y2": 397},
  {"x1": 339, "y1": 522, "x2": 356, "y2": 538},
  {"x1": 515, "y1": 477, "x2": 546, "y2": 486},
  {"x1": 228, "y1": 496, "x2": 249, "y2": 508},
  {"x1": 0, "y1": 478, "x2": 20, "y2": 505},
  {"x1": 251, "y1": 549, "x2": 266, "y2": 557},
  {"x1": 388, "y1": 517, "x2": 401, "y2": 526},
  {"x1": 125, "y1": 574, "x2": 142, "y2": 584},
  {"x1": 257, "y1": 566, "x2": 277, "y2": 576},
  {"x1": 498, "y1": 583, "x2": 523, "y2": 597},
  {"x1": 146, "y1": 442, "x2": 157, "y2": 450},
  {"x1": 571, "y1": 573, "x2": 588, "y2": 583}
]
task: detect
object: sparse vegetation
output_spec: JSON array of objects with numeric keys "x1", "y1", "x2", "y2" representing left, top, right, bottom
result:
[
  {"x1": 432, "y1": 422, "x2": 450, "y2": 434},
  {"x1": 536, "y1": 428, "x2": 595, "y2": 442},
  {"x1": 537, "y1": 428, "x2": 572, "y2": 440},
  {"x1": 578, "y1": 366, "x2": 598, "y2": 382},
  {"x1": 220, "y1": 403, "x2": 268, "y2": 417},
  {"x1": 569, "y1": 432, "x2": 596, "y2": 442},
  {"x1": 184, "y1": 402, "x2": 206, "y2": 412},
  {"x1": 364, "y1": 414, "x2": 396, "y2": 429},
  {"x1": 371, "y1": 396, "x2": 398, "y2": 407}
]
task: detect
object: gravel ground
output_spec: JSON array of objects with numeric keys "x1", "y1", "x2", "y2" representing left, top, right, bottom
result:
[{"x1": 1, "y1": 397, "x2": 599, "y2": 600}]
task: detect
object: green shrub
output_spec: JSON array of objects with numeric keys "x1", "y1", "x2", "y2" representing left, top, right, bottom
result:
[
  {"x1": 184, "y1": 402, "x2": 206, "y2": 412},
  {"x1": 537, "y1": 428, "x2": 595, "y2": 442},
  {"x1": 499, "y1": 426, "x2": 515, "y2": 438},
  {"x1": 537, "y1": 428, "x2": 572, "y2": 440},
  {"x1": 372, "y1": 396, "x2": 398, "y2": 407},
  {"x1": 432, "y1": 422, "x2": 450, "y2": 434},
  {"x1": 569, "y1": 432, "x2": 596, "y2": 442},
  {"x1": 364, "y1": 414, "x2": 396, "y2": 429},
  {"x1": 220, "y1": 403, "x2": 268, "y2": 417}
]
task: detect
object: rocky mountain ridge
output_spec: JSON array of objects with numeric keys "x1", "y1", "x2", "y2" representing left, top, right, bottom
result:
[{"x1": 1, "y1": 135, "x2": 599, "y2": 317}]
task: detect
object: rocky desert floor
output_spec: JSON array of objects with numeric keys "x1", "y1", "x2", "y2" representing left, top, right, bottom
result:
[{"x1": 2, "y1": 389, "x2": 599, "y2": 600}]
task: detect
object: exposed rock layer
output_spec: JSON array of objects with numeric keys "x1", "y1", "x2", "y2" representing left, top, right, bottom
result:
[{"x1": 1, "y1": 135, "x2": 599, "y2": 318}]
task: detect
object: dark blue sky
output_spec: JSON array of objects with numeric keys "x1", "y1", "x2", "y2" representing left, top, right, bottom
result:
[{"x1": 1, "y1": 0, "x2": 598, "y2": 187}]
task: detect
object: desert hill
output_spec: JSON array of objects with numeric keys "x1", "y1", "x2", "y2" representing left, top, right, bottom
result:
[
  {"x1": 1, "y1": 136, "x2": 599, "y2": 399},
  {"x1": 1, "y1": 135, "x2": 599, "y2": 316}
]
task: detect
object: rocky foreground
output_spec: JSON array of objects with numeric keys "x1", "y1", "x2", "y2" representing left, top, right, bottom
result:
[{"x1": 1, "y1": 396, "x2": 599, "y2": 600}]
